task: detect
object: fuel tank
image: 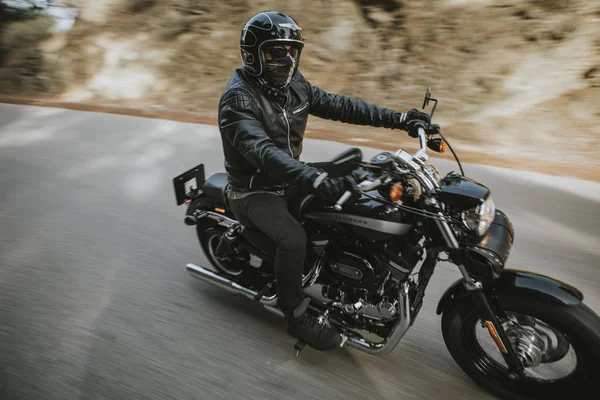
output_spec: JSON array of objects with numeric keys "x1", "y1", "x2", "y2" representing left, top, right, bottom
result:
[{"x1": 304, "y1": 191, "x2": 415, "y2": 241}]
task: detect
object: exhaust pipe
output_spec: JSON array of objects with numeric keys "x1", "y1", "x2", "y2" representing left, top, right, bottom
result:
[
  {"x1": 187, "y1": 263, "x2": 411, "y2": 355},
  {"x1": 186, "y1": 263, "x2": 278, "y2": 306}
]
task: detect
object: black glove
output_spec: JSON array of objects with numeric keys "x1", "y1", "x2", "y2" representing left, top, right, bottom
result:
[
  {"x1": 394, "y1": 108, "x2": 431, "y2": 130},
  {"x1": 314, "y1": 173, "x2": 359, "y2": 205},
  {"x1": 406, "y1": 120, "x2": 441, "y2": 138},
  {"x1": 405, "y1": 108, "x2": 431, "y2": 124}
]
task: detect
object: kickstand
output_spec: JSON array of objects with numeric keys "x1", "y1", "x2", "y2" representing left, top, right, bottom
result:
[
  {"x1": 294, "y1": 340, "x2": 306, "y2": 357},
  {"x1": 340, "y1": 334, "x2": 348, "y2": 348}
]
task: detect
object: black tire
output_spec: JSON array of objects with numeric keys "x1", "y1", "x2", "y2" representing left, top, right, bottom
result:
[
  {"x1": 198, "y1": 226, "x2": 245, "y2": 277},
  {"x1": 187, "y1": 198, "x2": 245, "y2": 277},
  {"x1": 441, "y1": 294, "x2": 600, "y2": 399}
]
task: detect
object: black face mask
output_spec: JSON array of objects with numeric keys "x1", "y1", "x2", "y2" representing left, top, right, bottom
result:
[{"x1": 264, "y1": 55, "x2": 296, "y2": 88}]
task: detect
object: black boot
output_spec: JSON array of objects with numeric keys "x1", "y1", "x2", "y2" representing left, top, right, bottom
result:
[{"x1": 284, "y1": 298, "x2": 342, "y2": 351}]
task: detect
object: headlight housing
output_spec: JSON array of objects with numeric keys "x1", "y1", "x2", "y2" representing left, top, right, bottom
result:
[{"x1": 462, "y1": 196, "x2": 495, "y2": 237}]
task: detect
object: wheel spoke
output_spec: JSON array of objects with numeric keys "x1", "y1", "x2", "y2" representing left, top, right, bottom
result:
[
  {"x1": 206, "y1": 233, "x2": 244, "y2": 276},
  {"x1": 475, "y1": 311, "x2": 578, "y2": 382}
]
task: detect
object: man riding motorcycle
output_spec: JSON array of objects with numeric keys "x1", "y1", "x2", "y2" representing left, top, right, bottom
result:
[{"x1": 217, "y1": 10, "x2": 435, "y2": 351}]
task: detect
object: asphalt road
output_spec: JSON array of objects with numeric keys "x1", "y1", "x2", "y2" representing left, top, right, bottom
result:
[{"x1": 1, "y1": 104, "x2": 599, "y2": 400}]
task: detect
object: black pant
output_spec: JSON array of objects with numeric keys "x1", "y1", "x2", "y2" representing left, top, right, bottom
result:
[{"x1": 228, "y1": 193, "x2": 306, "y2": 313}]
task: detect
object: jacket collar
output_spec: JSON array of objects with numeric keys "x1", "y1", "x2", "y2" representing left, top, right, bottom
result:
[{"x1": 241, "y1": 68, "x2": 289, "y2": 108}]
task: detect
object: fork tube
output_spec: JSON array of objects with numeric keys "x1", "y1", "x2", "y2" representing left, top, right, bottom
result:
[
  {"x1": 471, "y1": 288, "x2": 525, "y2": 377},
  {"x1": 434, "y1": 216, "x2": 459, "y2": 249},
  {"x1": 432, "y1": 205, "x2": 524, "y2": 374},
  {"x1": 410, "y1": 248, "x2": 441, "y2": 324}
]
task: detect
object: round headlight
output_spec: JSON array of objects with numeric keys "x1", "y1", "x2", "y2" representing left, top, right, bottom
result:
[{"x1": 462, "y1": 197, "x2": 495, "y2": 236}]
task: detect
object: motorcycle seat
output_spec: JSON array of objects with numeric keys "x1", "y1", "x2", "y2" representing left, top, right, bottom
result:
[{"x1": 202, "y1": 173, "x2": 228, "y2": 205}]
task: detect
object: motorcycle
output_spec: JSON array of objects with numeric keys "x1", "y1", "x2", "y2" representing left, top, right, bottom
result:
[{"x1": 173, "y1": 88, "x2": 600, "y2": 399}]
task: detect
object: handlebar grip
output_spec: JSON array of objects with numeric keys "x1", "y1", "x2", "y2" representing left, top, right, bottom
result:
[{"x1": 333, "y1": 191, "x2": 352, "y2": 211}]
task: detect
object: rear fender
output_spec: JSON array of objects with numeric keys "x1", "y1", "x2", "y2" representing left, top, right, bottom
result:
[
  {"x1": 436, "y1": 269, "x2": 584, "y2": 315},
  {"x1": 184, "y1": 195, "x2": 235, "y2": 230}
]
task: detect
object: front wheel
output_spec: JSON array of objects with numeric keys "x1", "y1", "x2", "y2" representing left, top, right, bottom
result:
[{"x1": 441, "y1": 294, "x2": 600, "y2": 399}]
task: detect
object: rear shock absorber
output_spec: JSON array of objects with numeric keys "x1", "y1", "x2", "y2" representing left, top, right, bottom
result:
[{"x1": 215, "y1": 224, "x2": 244, "y2": 259}]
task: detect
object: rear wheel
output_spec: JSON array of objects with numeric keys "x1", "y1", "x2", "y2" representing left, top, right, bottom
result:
[
  {"x1": 198, "y1": 226, "x2": 245, "y2": 277},
  {"x1": 441, "y1": 294, "x2": 600, "y2": 399},
  {"x1": 188, "y1": 198, "x2": 245, "y2": 277}
]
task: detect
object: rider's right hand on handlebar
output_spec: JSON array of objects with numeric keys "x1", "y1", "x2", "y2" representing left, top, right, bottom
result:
[
  {"x1": 314, "y1": 171, "x2": 360, "y2": 205},
  {"x1": 406, "y1": 120, "x2": 441, "y2": 138}
]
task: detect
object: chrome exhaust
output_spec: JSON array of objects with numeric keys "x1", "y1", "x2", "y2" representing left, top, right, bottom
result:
[
  {"x1": 187, "y1": 263, "x2": 411, "y2": 355},
  {"x1": 186, "y1": 263, "x2": 278, "y2": 306},
  {"x1": 186, "y1": 250, "x2": 321, "y2": 308}
]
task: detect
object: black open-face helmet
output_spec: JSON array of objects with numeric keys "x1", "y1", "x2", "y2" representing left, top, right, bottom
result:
[{"x1": 240, "y1": 11, "x2": 304, "y2": 85}]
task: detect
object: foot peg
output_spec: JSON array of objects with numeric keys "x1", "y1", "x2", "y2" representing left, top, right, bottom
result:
[
  {"x1": 253, "y1": 281, "x2": 274, "y2": 302},
  {"x1": 294, "y1": 340, "x2": 306, "y2": 357}
]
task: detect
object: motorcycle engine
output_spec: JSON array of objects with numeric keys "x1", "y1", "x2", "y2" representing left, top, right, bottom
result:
[
  {"x1": 323, "y1": 244, "x2": 411, "y2": 324},
  {"x1": 326, "y1": 246, "x2": 379, "y2": 290}
]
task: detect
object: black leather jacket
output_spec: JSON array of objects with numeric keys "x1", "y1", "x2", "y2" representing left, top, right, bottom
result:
[{"x1": 218, "y1": 67, "x2": 404, "y2": 194}]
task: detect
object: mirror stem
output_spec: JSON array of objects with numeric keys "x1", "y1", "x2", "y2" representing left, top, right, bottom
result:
[{"x1": 429, "y1": 97, "x2": 438, "y2": 120}]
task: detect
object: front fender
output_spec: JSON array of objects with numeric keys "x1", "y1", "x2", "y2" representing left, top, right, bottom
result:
[{"x1": 436, "y1": 269, "x2": 584, "y2": 315}]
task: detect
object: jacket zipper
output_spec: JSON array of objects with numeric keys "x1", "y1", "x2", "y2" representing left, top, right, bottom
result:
[
  {"x1": 292, "y1": 102, "x2": 308, "y2": 115},
  {"x1": 283, "y1": 108, "x2": 292, "y2": 157},
  {"x1": 275, "y1": 103, "x2": 293, "y2": 157}
]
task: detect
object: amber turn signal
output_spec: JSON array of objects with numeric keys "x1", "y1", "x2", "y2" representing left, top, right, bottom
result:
[
  {"x1": 427, "y1": 138, "x2": 447, "y2": 153},
  {"x1": 389, "y1": 183, "x2": 404, "y2": 202},
  {"x1": 439, "y1": 140, "x2": 447, "y2": 153}
]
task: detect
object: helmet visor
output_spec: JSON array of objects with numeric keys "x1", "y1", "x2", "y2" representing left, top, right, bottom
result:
[
  {"x1": 264, "y1": 45, "x2": 299, "y2": 60},
  {"x1": 263, "y1": 41, "x2": 302, "y2": 60}
]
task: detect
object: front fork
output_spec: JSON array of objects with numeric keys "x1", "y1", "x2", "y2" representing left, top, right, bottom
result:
[
  {"x1": 459, "y1": 266, "x2": 525, "y2": 377},
  {"x1": 423, "y1": 251, "x2": 524, "y2": 376},
  {"x1": 434, "y1": 215, "x2": 525, "y2": 377}
]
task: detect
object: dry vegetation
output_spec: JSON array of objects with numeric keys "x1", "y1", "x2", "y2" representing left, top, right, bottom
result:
[
  {"x1": 0, "y1": 0, "x2": 599, "y2": 179},
  {"x1": 0, "y1": 14, "x2": 62, "y2": 93}
]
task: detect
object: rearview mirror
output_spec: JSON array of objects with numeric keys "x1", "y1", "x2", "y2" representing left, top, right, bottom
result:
[{"x1": 421, "y1": 86, "x2": 438, "y2": 120}]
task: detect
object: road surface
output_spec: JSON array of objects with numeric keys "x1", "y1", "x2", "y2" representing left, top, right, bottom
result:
[{"x1": 1, "y1": 104, "x2": 599, "y2": 400}]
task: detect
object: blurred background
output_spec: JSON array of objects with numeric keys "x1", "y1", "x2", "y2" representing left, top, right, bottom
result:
[
  {"x1": 0, "y1": 0, "x2": 599, "y2": 180},
  {"x1": 1, "y1": 2, "x2": 600, "y2": 400}
]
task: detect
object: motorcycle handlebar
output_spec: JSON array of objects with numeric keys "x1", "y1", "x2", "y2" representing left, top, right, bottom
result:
[
  {"x1": 333, "y1": 126, "x2": 427, "y2": 210},
  {"x1": 418, "y1": 127, "x2": 427, "y2": 151},
  {"x1": 414, "y1": 127, "x2": 428, "y2": 161},
  {"x1": 334, "y1": 178, "x2": 383, "y2": 211},
  {"x1": 333, "y1": 191, "x2": 352, "y2": 211}
]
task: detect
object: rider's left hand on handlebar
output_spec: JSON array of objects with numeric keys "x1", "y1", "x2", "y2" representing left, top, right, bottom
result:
[
  {"x1": 406, "y1": 120, "x2": 441, "y2": 138},
  {"x1": 315, "y1": 173, "x2": 359, "y2": 205}
]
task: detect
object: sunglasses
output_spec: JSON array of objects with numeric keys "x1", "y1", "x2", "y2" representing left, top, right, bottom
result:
[{"x1": 264, "y1": 46, "x2": 300, "y2": 60}]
